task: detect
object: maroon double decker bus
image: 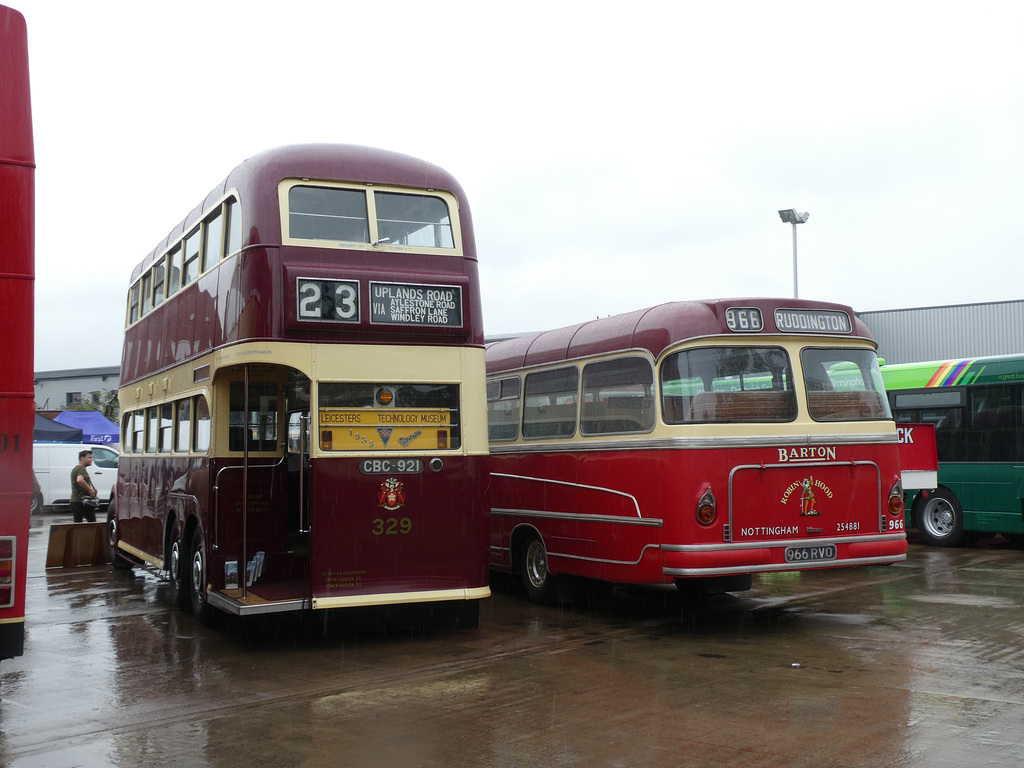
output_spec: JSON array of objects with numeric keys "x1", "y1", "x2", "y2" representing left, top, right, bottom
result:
[
  {"x1": 486, "y1": 299, "x2": 907, "y2": 603},
  {"x1": 0, "y1": 3, "x2": 33, "y2": 660},
  {"x1": 111, "y1": 145, "x2": 490, "y2": 628}
]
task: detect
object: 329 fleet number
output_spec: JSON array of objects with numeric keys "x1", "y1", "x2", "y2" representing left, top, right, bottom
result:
[{"x1": 372, "y1": 517, "x2": 412, "y2": 536}]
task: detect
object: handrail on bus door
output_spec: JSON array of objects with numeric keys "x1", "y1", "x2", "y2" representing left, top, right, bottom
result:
[{"x1": 299, "y1": 413, "x2": 310, "y2": 534}]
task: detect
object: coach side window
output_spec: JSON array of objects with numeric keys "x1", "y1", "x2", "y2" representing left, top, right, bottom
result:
[
  {"x1": 581, "y1": 358, "x2": 654, "y2": 435},
  {"x1": 523, "y1": 367, "x2": 578, "y2": 439},
  {"x1": 487, "y1": 377, "x2": 521, "y2": 441}
]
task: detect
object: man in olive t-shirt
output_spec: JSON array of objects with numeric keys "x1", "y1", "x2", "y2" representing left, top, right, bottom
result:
[{"x1": 70, "y1": 449, "x2": 99, "y2": 523}]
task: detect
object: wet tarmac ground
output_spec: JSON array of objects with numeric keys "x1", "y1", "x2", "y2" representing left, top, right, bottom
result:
[{"x1": 3, "y1": 514, "x2": 1024, "y2": 767}]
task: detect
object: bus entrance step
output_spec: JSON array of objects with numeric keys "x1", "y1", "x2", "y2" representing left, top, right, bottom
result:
[{"x1": 45, "y1": 522, "x2": 110, "y2": 569}]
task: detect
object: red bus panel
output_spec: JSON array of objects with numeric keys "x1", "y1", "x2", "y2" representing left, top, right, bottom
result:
[{"x1": 0, "y1": 3, "x2": 33, "y2": 660}]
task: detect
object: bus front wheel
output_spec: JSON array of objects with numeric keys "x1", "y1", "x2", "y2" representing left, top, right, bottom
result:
[
  {"x1": 915, "y1": 488, "x2": 966, "y2": 547},
  {"x1": 107, "y1": 506, "x2": 133, "y2": 571},
  {"x1": 519, "y1": 535, "x2": 556, "y2": 605}
]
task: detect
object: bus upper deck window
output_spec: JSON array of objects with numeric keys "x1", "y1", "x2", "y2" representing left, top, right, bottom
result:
[
  {"x1": 375, "y1": 192, "x2": 454, "y2": 249},
  {"x1": 289, "y1": 186, "x2": 369, "y2": 243}
]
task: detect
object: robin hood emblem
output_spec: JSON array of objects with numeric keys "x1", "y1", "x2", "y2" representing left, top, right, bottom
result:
[{"x1": 780, "y1": 476, "x2": 833, "y2": 515}]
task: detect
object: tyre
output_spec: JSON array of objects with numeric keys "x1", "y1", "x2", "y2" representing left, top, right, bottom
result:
[
  {"x1": 519, "y1": 534, "x2": 556, "y2": 604},
  {"x1": 188, "y1": 527, "x2": 218, "y2": 625},
  {"x1": 915, "y1": 488, "x2": 967, "y2": 547},
  {"x1": 106, "y1": 505, "x2": 133, "y2": 571},
  {"x1": 167, "y1": 528, "x2": 189, "y2": 610},
  {"x1": 29, "y1": 493, "x2": 43, "y2": 515}
]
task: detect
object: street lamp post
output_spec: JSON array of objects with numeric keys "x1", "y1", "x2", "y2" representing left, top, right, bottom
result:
[{"x1": 778, "y1": 209, "x2": 809, "y2": 298}]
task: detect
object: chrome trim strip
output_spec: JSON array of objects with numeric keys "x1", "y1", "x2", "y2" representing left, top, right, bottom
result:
[
  {"x1": 550, "y1": 543, "x2": 661, "y2": 567},
  {"x1": 491, "y1": 507, "x2": 663, "y2": 527},
  {"x1": 664, "y1": 554, "x2": 906, "y2": 576},
  {"x1": 662, "y1": 533, "x2": 905, "y2": 552},
  {"x1": 492, "y1": 473, "x2": 645, "y2": 518},
  {"x1": 490, "y1": 432, "x2": 897, "y2": 455}
]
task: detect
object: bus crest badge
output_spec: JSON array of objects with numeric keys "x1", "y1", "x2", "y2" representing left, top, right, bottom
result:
[{"x1": 378, "y1": 477, "x2": 406, "y2": 511}]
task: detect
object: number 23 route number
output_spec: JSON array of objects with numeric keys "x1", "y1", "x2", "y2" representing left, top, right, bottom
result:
[{"x1": 298, "y1": 278, "x2": 359, "y2": 323}]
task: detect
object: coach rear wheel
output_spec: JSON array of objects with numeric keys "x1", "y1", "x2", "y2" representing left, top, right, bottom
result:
[
  {"x1": 915, "y1": 488, "x2": 966, "y2": 547},
  {"x1": 189, "y1": 527, "x2": 218, "y2": 625},
  {"x1": 520, "y1": 535, "x2": 556, "y2": 604}
]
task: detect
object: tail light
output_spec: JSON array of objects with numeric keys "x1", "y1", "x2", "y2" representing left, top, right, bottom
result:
[
  {"x1": 888, "y1": 480, "x2": 905, "y2": 515},
  {"x1": 696, "y1": 487, "x2": 717, "y2": 526}
]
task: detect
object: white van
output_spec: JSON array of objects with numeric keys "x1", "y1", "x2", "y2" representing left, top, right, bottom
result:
[{"x1": 31, "y1": 443, "x2": 119, "y2": 513}]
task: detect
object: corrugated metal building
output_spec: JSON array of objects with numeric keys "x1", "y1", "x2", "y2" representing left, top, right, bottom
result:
[{"x1": 857, "y1": 299, "x2": 1024, "y2": 364}]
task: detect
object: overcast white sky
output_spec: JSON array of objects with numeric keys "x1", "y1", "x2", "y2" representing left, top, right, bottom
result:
[{"x1": 17, "y1": 0, "x2": 1024, "y2": 371}]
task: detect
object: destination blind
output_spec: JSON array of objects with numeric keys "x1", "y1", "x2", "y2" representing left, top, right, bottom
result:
[
  {"x1": 370, "y1": 282, "x2": 463, "y2": 327},
  {"x1": 319, "y1": 408, "x2": 451, "y2": 451}
]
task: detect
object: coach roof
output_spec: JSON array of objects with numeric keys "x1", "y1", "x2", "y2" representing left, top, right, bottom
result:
[{"x1": 486, "y1": 299, "x2": 872, "y2": 373}]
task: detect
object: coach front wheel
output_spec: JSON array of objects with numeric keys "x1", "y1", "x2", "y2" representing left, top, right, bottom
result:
[
  {"x1": 520, "y1": 535, "x2": 556, "y2": 604},
  {"x1": 915, "y1": 488, "x2": 966, "y2": 547}
]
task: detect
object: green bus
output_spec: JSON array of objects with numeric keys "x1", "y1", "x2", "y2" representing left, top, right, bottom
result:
[{"x1": 881, "y1": 354, "x2": 1024, "y2": 546}]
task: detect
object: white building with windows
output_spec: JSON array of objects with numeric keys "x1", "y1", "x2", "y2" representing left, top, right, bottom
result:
[{"x1": 34, "y1": 366, "x2": 120, "y2": 411}]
